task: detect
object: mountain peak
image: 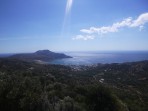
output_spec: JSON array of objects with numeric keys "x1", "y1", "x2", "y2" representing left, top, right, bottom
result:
[{"x1": 35, "y1": 50, "x2": 53, "y2": 55}]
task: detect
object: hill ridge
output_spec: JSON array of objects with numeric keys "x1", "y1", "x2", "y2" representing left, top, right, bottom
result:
[{"x1": 9, "y1": 49, "x2": 72, "y2": 62}]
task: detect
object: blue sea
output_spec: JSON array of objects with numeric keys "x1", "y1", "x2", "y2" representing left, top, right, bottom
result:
[
  {"x1": 0, "y1": 54, "x2": 14, "y2": 58},
  {"x1": 0, "y1": 51, "x2": 148, "y2": 66},
  {"x1": 49, "y1": 51, "x2": 148, "y2": 65}
]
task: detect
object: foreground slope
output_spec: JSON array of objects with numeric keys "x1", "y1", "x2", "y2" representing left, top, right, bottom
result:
[{"x1": 0, "y1": 58, "x2": 148, "y2": 111}]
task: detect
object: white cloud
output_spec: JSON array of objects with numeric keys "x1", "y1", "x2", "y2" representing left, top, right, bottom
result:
[
  {"x1": 130, "y1": 13, "x2": 148, "y2": 27},
  {"x1": 80, "y1": 17, "x2": 133, "y2": 34},
  {"x1": 72, "y1": 35, "x2": 95, "y2": 40},
  {"x1": 74, "y1": 12, "x2": 148, "y2": 40}
]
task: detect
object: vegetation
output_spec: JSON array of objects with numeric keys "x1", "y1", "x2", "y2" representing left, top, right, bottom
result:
[{"x1": 0, "y1": 58, "x2": 148, "y2": 111}]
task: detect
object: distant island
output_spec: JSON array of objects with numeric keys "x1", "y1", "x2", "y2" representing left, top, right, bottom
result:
[{"x1": 9, "y1": 50, "x2": 72, "y2": 62}]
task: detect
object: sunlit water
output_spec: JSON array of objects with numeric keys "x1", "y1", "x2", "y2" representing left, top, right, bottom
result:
[
  {"x1": 49, "y1": 51, "x2": 148, "y2": 65},
  {"x1": 0, "y1": 51, "x2": 148, "y2": 66}
]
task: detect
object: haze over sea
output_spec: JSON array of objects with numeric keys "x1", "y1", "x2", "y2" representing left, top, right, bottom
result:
[{"x1": 49, "y1": 51, "x2": 148, "y2": 66}]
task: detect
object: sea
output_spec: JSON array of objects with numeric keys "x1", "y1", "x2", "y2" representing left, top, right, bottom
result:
[
  {"x1": 49, "y1": 51, "x2": 148, "y2": 66},
  {"x1": 0, "y1": 54, "x2": 14, "y2": 58},
  {"x1": 0, "y1": 51, "x2": 148, "y2": 66}
]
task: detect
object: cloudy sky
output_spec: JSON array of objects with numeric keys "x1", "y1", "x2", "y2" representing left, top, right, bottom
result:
[{"x1": 0, "y1": 0, "x2": 148, "y2": 53}]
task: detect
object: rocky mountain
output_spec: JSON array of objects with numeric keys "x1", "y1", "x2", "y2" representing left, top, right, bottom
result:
[{"x1": 9, "y1": 50, "x2": 72, "y2": 62}]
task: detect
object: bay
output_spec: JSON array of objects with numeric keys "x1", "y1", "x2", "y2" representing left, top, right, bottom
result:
[{"x1": 49, "y1": 51, "x2": 148, "y2": 65}]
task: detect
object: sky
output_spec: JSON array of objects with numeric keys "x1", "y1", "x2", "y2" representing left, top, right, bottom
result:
[{"x1": 0, "y1": 0, "x2": 148, "y2": 53}]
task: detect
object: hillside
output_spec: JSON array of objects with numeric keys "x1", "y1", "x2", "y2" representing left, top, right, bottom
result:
[
  {"x1": 9, "y1": 50, "x2": 71, "y2": 62},
  {"x1": 0, "y1": 58, "x2": 148, "y2": 111}
]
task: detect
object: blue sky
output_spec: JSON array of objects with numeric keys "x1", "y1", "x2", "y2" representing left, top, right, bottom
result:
[{"x1": 0, "y1": 0, "x2": 148, "y2": 53}]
